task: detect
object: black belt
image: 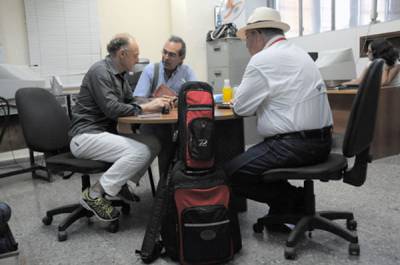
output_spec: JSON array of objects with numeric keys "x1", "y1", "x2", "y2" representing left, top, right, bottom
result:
[{"x1": 267, "y1": 126, "x2": 332, "y2": 140}]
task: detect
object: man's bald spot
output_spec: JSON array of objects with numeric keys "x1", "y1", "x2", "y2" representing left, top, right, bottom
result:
[{"x1": 106, "y1": 33, "x2": 137, "y2": 56}]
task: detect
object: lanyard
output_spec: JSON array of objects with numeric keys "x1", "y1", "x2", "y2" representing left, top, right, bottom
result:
[{"x1": 266, "y1": 37, "x2": 286, "y2": 48}]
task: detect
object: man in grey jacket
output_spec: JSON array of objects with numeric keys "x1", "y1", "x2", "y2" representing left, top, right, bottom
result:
[{"x1": 69, "y1": 33, "x2": 175, "y2": 221}]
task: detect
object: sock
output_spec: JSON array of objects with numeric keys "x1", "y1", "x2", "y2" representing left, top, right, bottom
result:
[
  {"x1": 89, "y1": 188, "x2": 102, "y2": 199},
  {"x1": 88, "y1": 182, "x2": 105, "y2": 199}
]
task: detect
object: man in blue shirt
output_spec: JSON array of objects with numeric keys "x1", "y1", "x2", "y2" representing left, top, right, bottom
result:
[
  {"x1": 133, "y1": 35, "x2": 197, "y2": 97},
  {"x1": 134, "y1": 36, "x2": 197, "y2": 178}
]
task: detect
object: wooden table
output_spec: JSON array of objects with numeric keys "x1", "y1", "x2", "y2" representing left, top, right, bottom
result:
[
  {"x1": 118, "y1": 108, "x2": 237, "y2": 124},
  {"x1": 119, "y1": 107, "x2": 247, "y2": 211},
  {"x1": 327, "y1": 86, "x2": 400, "y2": 159}
]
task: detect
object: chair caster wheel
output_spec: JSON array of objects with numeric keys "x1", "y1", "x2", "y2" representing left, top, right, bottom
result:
[
  {"x1": 253, "y1": 222, "x2": 264, "y2": 233},
  {"x1": 122, "y1": 205, "x2": 130, "y2": 216},
  {"x1": 347, "y1": 219, "x2": 357, "y2": 231},
  {"x1": 42, "y1": 215, "x2": 53, "y2": 225},
  {"x1": 284, "y1": 246, "x2": 297, "y2": 260},
  {"x1": 58, "y1": 231, "x2": 68, "y2": 242},
  {"x1": 349, "y1": 243, "x2": 360, "y2": 256},
  {"x1": 108, "y1": 221, "x2": 119, "y2": 233}
]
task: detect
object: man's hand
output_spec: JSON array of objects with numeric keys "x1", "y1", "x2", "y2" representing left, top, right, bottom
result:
[
  {"x1": 140, "y1": 96, "x2": 175, "y2": 113},
  {"x1": 161, "y1": 95, "x2": 178, "y2": 107}
]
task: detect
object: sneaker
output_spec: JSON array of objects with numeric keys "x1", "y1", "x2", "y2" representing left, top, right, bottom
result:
[
  {"x1": 80, "y1": 189, "x2": 120, "y2": 222},
  {"x1": 116, "y1": 184, "x2": 141, "y2": 203}
]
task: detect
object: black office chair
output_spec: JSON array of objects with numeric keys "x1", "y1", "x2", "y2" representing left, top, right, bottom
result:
[
  {"x1": 252, "y1": 59, "x2": 384, "y2": 259},
  {"x1": 15, "y1": 87, "x2": 155, "y2": 241},
  {"x1": 0, "y1": 96, "x2": 50, "y2": 181}
]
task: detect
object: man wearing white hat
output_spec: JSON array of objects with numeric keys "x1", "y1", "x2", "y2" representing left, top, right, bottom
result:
[{"x1": 225, "y1": 7, "x2": 333, "y2": 232}]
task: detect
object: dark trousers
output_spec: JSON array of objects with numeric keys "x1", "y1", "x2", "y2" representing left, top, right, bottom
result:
[
  {"x1": 140, "y1": 124, "x2": 176, "y2": 178},
  {"x1": 224, "y1": 132, "x2": 332, "y2": 212}
]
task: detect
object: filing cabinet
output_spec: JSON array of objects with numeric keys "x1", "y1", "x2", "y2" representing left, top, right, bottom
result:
[
  {"x1": 206, "y1": 38, "x2": 262, "y2": 146},
  {"x1": 206, "y1": 38, "x2": 250, "y2": 93}
]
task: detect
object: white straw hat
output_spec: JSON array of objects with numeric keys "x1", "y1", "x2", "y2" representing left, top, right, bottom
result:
[{"x1": 237, "y1": 7, "x2": 290, "y2": 39}]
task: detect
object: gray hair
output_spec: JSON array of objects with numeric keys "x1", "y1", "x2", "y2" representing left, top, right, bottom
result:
[
  {"x1": 107, "y1": 34, "x2": 134, "y2": 56},
  {"x1": 168, "y1": 35, "x2": 186, "y2": 59},
  {"x1": 257, "y1": 28, "x2": 284, "y2": 39}
]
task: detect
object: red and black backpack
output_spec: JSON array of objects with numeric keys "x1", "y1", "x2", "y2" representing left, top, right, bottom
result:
[
  {"x1": 139, "y1": 82, "x2": 241, "y2": 264},
  {"x1": 159, "y1": 82, "x2": 241, "y2": 264},
  {"x1": 178, "y1": 82, "x2": 215, "y2": 173}
]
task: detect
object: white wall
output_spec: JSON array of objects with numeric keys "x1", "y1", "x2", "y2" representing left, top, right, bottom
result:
[
  {"x1": 0, "y1": 0, "x2": 171, "y2": 66},
  {"x1": 1, "y1": 0, "x2": 400, "y2": 79},
  {"x1": 170, "y1": 0, "x2": 220, "y2": 82},
  {"x1": 0, "y1": 0, "x2": 30, "y2": 64},
  {"x1": 290, "y1": 19, "x2": 400, "y2": 75},
  {"x1": 97, "y1": 0, "x2": 171, "y2": 63}
]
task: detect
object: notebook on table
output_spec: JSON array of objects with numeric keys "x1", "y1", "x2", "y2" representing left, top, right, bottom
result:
[{"x1": 153, "y1": 84, "x2": 177, "y2": 97}]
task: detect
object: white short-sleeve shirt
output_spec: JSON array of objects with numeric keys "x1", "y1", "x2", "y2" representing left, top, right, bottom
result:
[{"x1": 233, "y1": 35, "x2": 333, "y2": 138}]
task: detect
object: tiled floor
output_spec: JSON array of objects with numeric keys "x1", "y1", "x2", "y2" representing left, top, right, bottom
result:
[{"x1": 1, "y1": 154, "x2": 400, "y2": 265}]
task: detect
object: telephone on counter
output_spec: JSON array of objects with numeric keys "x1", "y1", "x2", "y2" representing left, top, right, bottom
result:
[{"x1": 335, "y1": 84, "x2": 359, "y2": 90}]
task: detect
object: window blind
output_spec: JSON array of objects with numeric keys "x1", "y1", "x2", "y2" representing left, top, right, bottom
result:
[{"x1": 24, "y1": 0, "x2": 100, "y2": 85}]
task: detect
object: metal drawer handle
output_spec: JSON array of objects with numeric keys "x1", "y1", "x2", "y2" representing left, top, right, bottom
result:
[
  {"x1": 213, "y1": 47, "x2": 221, "y2": 52},
  {"x1": 214, "y1": 71, "x2": 222, "y2": 77}
]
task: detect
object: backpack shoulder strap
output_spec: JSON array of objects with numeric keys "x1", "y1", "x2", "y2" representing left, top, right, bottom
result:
[
  {"x1": 138, "y1": 135, "x2": 178, "y2": 263},
  {"x1": 150, "y1": 63, "x2": 160, "y2": 95},
  {"x1": 138, "y1": 173, "x2": 169, "y2": 263}
]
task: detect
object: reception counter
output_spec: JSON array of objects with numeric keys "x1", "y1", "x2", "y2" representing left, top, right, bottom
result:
[{"x1": 327, "y1": 86, "x2": 400, "y2": 159}]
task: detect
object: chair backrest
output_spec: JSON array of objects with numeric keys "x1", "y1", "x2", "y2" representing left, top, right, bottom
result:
[
  {"x1": 342, "y1": 59, "x2": 384, "y2": 158},
  {"x1": 0, "y1": 96, "x2": 10, "y2": 144},
  {"x1": 15, "y1": 87, "x2": 70, "y2": 153}
]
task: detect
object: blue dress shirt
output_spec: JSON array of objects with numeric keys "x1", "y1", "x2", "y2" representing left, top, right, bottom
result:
[{"x1": 133, "y1": 62, "x2": 197, "y2": 97}]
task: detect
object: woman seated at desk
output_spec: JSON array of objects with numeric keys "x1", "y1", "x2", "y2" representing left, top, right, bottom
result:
[{"x1": 342, "y1": 39, "x2": 400, "y2": 87}]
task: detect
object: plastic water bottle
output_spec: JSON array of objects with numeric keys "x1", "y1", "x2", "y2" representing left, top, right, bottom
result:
[{"x1": 222, "y1": 79, "x2": 233, "y2": 103}]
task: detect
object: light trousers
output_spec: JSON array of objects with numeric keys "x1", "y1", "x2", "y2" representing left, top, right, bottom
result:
[{"x1": 70, "y1": 132, "x2": 160, "y2": 196}]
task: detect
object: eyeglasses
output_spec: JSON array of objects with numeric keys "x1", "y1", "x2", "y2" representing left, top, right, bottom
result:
[
  {"x1": 162, "y1": 49, "x2": 178, "y2": 58},
  {"x1": 245, "y1": 30, "x2": 259, "y2": 40}
]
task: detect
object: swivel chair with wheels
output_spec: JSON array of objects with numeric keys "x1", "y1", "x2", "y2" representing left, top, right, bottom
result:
[
  {"x1": 252, "y1": 59, "x2": 384, "y2": 259},
  {"x1": 15, "y1": 87, "x2": 155, "y2": 241},
  {"x1": 0, "y1": 96, "x2": 49, "y2": 181}
]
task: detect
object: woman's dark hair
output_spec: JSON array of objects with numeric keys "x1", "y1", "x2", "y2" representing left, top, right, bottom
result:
[{"x1": 370, "y1": 39, "x2": 399, "y2": 66}]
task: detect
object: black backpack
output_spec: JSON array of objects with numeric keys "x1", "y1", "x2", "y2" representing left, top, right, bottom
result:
[{"x1": 161, "y1": 162, "x2": 242, "y2": 264}]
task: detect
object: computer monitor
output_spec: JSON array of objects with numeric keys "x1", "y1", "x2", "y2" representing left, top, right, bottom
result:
[
  {"x1": 315, "y1": 48, "x2": 357, "y2": 87},
  {"x1": 0, "y1": 64, "x2": 46, "y2": 99}
]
